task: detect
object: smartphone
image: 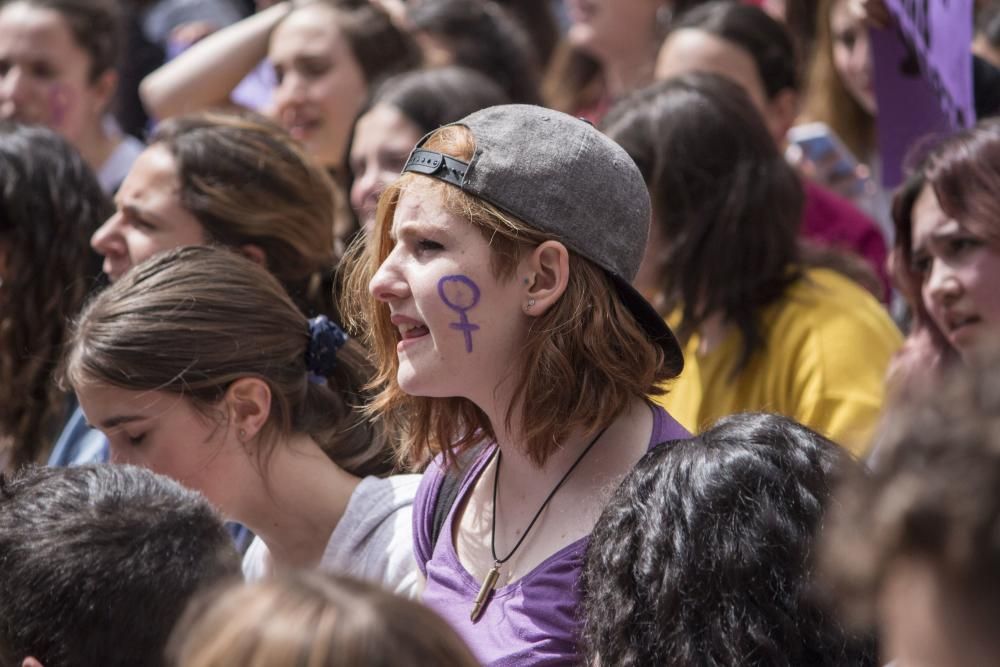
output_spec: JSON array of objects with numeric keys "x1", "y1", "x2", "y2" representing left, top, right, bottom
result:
[{"x1": 786, "y1": 122, "x2": 861, "y2": 184}]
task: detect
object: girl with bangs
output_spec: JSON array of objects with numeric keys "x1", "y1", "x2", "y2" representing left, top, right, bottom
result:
[{"x1": 342, "y1": 104, "x2": 688, "y2": 665}]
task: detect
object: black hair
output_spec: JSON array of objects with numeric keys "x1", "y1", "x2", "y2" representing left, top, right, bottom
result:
[
  {"x1": 670, "y1": 0, "x2": 799, "y2": 97},
  {"x1": 580, "y1": 412, "x2": 877, "y2": 667},
  {"x1": 406, "y1": 0, "x2": 541, "y2": 104},
  {"x1": 603, "y1": 73, "x2": 803, "y2": 374},
  {"x1": 0, "y1": 122, "x2": 107, "y2": 468},
  {"x1": 0, "y1": 464, "x2": 241, "y2": 667}
]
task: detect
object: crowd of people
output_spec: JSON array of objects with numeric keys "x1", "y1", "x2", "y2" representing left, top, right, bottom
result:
[{"x1": 1, "y1": 0, "x2": 998, "y2": 665}]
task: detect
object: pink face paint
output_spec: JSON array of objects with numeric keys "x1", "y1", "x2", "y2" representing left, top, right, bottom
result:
[
  {"x1": 438, "y1": 274, "x2": 480, "y2": 353},
  {"x1": 47, "y1": 83, "x2": 72, "y2": 129}
]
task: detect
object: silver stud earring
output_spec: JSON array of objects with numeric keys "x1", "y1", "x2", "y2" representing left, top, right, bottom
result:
[
  {"x1": 524, "y1": 298, "x2": 536, "y2": 312},
  {"x1": 238, "y1": 428, "x2": 247, "y2": 440}
]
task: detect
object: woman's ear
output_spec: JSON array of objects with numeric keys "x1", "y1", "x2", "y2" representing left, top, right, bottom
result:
[
  {"x1": 223, "y1": 377, "x2": 272, "y2": 441},
  {"x1": 239, "y1": 244, "x2": 267, "y2": 268},
  {"x1": 521, "y1": 240, "x2": 570, "y2": 317}
]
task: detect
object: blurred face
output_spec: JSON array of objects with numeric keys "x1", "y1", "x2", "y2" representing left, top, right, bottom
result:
[
  {"x1": 269, "y1": 4, "x2": 367, "y2": 168},
  {"x1": 349, "y1": 103, "x2": 423, "y2": 233},
  {"x1": 879, "y1": 558, "x2": 999, "y2": 667},
  {"x1": 91, "y1": 144, "x2": 206, "y2": 282},
  {"x1": 910, "y1": 184, "x2": 1000, "y2": 363},
  {"x1": 77, "y1": 383, "x2": 245, "y2": 515},
  {"x1": 829, "y1": 0, "x2": 876, "y2": 115},
  {"x1": 566, "y1": 0, "x2": 663, "y2": 61},
  {"x1": 655, "y1": 30, "x2": 785, "y2": 139},
  {"x1": 0, "y1": 2, "x2": 111, "y2": 150},
  {"x1": 368, "y1": 180, "x2": 530, "y2": 402}
]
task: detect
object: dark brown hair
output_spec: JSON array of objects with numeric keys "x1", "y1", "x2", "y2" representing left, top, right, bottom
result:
[
  {"x1": 0, "y1": 0, "x2": 122, "y2": 81},
  {"x1": 316, "y1": 0, "x2": 421, "y2": 88},
  {"x1": 150, "y1": 112, "x2": 342, "y2": 318},
  {"x1": 65, "y1": 246, "x2": 391, "y2": 477},
  {"x1": 888, "y1": 119, "x2": 1000, "y2": 378},
  {"x1": 167, "y1": 571, "x2": 479, "y2": 667},
  {"x1": 341, "y1": 125, "x2": 677, "y2": 467},
  {"x1": 603, "y1": 74, "x2": 804, "y2": 374},
  {"x1": 0, "y1": 123, "x2": 108, "y2": 469}
]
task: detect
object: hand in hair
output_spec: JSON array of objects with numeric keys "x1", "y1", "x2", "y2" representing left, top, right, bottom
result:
[{"x1": 847, "y1": 0, "x2": 892, "y2": 28}]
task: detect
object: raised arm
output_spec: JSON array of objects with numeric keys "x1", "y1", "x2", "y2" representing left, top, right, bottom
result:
[{"x1": 139, "y1": 1, "x2": 293, "y2": 120}]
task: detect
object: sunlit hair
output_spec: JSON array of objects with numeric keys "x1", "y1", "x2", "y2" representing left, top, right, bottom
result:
[
  {"x1": 341, "y1": 125, "x2": 675, "y2": 467},
  {"x1": 149, "y1": 112, "x2": 341, "y2": 318},
  {"x1": 801, "y1": 0, "x2": 875, "y2": 159},
  {"x1": 0, "y1": 123, "x2": 108, "y2": 469},
  {"x1": 64, "y1": 246, "x2": 391, "y2": 477},
  {"x1": 820, "y1": 352, "x2": 1000, "y2": 646},
  {"x1": 887, "y1": 119, "x2": 1000, "y2": 382},
  {"x1": 166, "y1": 571, "x2": 479, "y2": 667}
]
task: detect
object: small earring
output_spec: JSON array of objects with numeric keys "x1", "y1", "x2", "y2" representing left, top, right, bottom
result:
[
  {"x1": 524, "y1": 298, "x2": 536, "y2": 312},
  {"x1": 238, "y1": 428, "x2": 247, "y2": 440}
]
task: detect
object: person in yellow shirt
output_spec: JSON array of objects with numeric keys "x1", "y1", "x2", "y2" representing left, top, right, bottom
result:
[{"x1": 604, "y1": 73, "x2": 901, "y2": 456}]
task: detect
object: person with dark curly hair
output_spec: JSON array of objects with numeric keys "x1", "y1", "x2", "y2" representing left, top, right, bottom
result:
[
  {"x1": 580, "y1": 412, "x2": 877, "y2": 667},
  {"x1": 0, "y1": 122, "x2": 108, "y2": 472},
  {"x1": 0, "y1": 463, "x2": 240, "y2": 667},
  {"x1": 820, "y1": 354, "x2": 1000, "y2": 666}
]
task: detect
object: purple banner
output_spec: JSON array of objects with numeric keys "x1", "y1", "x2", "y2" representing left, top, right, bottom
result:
[{"x1": 872, "y1": 0, "x2": 974, "y2": 188}]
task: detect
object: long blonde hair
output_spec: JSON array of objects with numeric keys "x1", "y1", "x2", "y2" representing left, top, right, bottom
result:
[{"x1": 800, "y1": 0, "x2": 875, "y2": 159}]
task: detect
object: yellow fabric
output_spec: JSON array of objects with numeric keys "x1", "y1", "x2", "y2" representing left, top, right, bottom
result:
[{"x1": 655, "y1": 268, "x2": 901, "y2": 456}]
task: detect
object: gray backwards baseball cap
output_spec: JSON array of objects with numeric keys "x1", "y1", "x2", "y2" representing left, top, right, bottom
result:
[{"x1": 402, "y1": 104, "x2": 683, "y2": 371}]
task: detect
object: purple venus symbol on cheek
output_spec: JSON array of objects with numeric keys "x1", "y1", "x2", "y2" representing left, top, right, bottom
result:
[{"x1": 438, "y1": 274, "x2": 481, "y2": 353}]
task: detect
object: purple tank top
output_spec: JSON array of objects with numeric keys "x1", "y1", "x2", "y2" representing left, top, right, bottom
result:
[{"x1": 412, "y1": 404, "x2": 689, "y2": 666}]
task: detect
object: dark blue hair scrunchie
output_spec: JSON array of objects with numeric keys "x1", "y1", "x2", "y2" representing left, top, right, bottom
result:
[{"x1": 305, "y1": 316, "x2": 349, "y2": 377}]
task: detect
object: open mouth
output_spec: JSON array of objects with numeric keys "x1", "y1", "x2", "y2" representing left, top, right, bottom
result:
[
  {"x1": 284, "y1": 116, "x2": 321, "y2": 140},
  {"x1": 946, "y1": 314, "x2": 981, "y2": 338},
  {"x1": 398, "y1": 322, "x2": 430, "y2": 340}
]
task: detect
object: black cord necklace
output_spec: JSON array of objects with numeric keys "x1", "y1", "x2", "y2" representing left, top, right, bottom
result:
[{"x1": 470, "y1": 425, "x2": 610, "y2": 622}]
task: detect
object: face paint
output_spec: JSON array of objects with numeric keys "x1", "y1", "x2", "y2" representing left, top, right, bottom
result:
[{"x1": 438, "y1": 274, "x2": 480, "y2": 353}]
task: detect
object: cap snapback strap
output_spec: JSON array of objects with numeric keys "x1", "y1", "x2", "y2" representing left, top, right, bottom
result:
[{"x1": 403, "y1": 148, "x2": 469, "y2": 189}]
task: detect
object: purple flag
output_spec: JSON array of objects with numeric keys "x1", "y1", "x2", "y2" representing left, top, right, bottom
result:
[{"x1": 872, "y1": 0, "x2": 974, "y2": 188}]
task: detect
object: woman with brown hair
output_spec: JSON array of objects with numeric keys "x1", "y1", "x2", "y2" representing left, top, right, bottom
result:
[
  {"x1": 884, "y1": 118, "x2": 1000, "y2": 385},
  {"x1": 54, "y1": 111, "x2": 341, "y2": 472},
  {"x1": 140, "y1": 0, "x2": 420, "y2": 175},
  {"x1": 0, "y1": 0, "x2": 146, "y2": 193},
  {"x1": 797, "y1": 0, "x2": 890, "y2": 233},
  {"x1": 168, "y1": 572, "x2": 478, "y2": 667},
  {"x1": 92, "y1": 111, "x2": 342, "y2": 315},
  {"x1": 342, "y1": 103, "x2": 689, "y2": 664},
  {"x1": 0, "y1": 123, "x2": 108, "y2": 471},
  {"x1": 65, "y1": 246, "x2": 419, "y2": 595},
  {"x1": 542, "y1": 0, "x2": 680, "y2": 123},
  {"x1": 604, "y1": 73, "x2": 900, "y2": 455}
]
